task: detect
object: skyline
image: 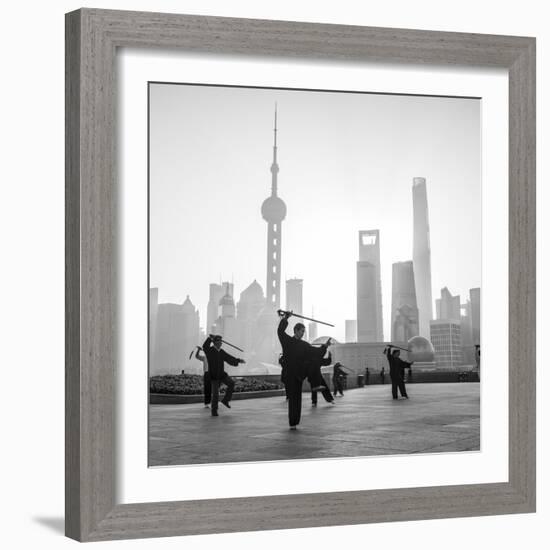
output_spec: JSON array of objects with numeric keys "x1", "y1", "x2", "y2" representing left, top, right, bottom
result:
[{"x1": 149, "y1": 83, "x2": 481, "y2": 342}]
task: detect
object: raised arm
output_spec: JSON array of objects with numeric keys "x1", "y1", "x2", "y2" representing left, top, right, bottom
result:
[
  {"x1": 277, "y1": 315, "x2": 293, "y2": 346},
  {"x1": 195, "y1": 346, "x2": 204, "y2": 361},
  {"x1": 320, "y1": 352, "x2": 332, "y2": 367},
  {"x1": 221, "y1": 350, "x2": 244, "y2": 367},
  {"x1": 203, "y1": 335, "x2": 213, "y2": 350}
]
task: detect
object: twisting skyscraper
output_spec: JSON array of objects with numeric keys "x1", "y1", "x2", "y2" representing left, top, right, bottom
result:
[
  {"x1": 412, "y1": 177, "x2": 433, "y2": 337},
  {"x1": 261, "y1": 106, "x2": 287, "y2": 309}
]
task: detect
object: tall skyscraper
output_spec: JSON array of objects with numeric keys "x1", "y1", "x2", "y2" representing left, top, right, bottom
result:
[
  {"x1": 391, "y1": 261, "x2": 419, "y2": 341},
  {"x1": 237, "y1": 280, "x2": 265, "y2": 353},
  {"x1": 180, "y1": 296, "x2": 201, "y2": 366},
  {"x1": 436, "y1": 287, "x2": 461, "y2": 321},
  {"x1": 412, "y1": 177, "x2": 433, "y2": 337},
  {"x1": 206, "y1": 283, "x2": 224, "y2": 335},
  {"x1": 154, "y1": 297, "x2": 200, "y2": 375},
  {"x1": 460, "y1": 300, "x2": 475, "y2": 365},
  {"x1": 261, "y1": 106, "x2": 287, "y2": 309},
  {"x1": 285, "y1": 278, "x2": 303, "y2": 315},
  {"x1": 470, "y1": 287, "x2": 481, "y2": 345},
  {"x1": 215, "y1": 284, "x2": 239, "y2": 345},
  {"x1": 219, "y1": 283, "x2": 235, "y2": 319},
  {"x1": 357, "y1": 230, "x2": 383, "y2": 342}
]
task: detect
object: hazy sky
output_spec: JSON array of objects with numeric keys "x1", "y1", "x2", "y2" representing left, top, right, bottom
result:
[{"x1": 149, "y1": 83, "x2": 481, "y2": 342}]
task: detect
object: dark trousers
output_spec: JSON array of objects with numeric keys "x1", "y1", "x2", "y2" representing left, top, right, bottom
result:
[
  {"x1": 287, "y1": 373, "x2": 305, "y2": 426},
  {"x1": 391, "y1": 375, "x2": 407, "y2": 398},
  {"x1": 312, "y1": 376, "x2": 333, "y2": 404},
  {"x1": 333, "y1": 377, "x2": 344, "y2": 396},
  {"x1": 306, "y1": 366, "x2": 324, "y2": 389},
  {"x1": 203, "y1": 372, "x2": 212, "y2": 405},
  {"x1": 281, "y1": 372, "x2": 289, "y2": 399},
  {"x1": 210, "y1": 373, "x2": 235, "y2": 414}
]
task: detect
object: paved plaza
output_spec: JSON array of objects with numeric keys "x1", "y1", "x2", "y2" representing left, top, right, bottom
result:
[{"x1": 149, "y1": 382, "x2": 480, "y2": 467}]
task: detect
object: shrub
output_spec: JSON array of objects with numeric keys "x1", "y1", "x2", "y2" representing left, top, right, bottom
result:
[{"x1": 149, "y1": 374, "x2": 281, "y2": 395}]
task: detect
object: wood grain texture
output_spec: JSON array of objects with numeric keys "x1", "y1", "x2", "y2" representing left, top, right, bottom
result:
[
  {"x1": 65, "y1": 8, "x2": 536, "y2": 542},
  {"x1": 508, "y1": 41, "x2": 536, "y2": 507},
  {"x1": 65, "y1": 9, "x2": 81, "y2": 541}
]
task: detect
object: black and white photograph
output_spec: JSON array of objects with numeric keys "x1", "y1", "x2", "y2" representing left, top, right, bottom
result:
[
  {"x1": 148, "y1": 82, "x2": 481, "y2": 467},
  {"x1": 3, "y1": 0, "x2": 542, "y2": 546}
]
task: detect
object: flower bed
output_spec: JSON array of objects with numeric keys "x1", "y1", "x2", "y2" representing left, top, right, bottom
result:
[{"x1": 150, "y1": 374, "x2": 282, "y2": 395}]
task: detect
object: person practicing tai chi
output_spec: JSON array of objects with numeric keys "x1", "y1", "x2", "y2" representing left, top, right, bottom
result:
[
  {"x1": 202, "y1": 334, "x2": 245, "y2": 416},
  {"x1": 310, "y1": 351, "x2": 335, "y2": 407},
  {"x1": 193, "y1": 346, "x2": 211, "y2": 408},
  {"x1": 277, "y1": 311, "x2": 330, "y2": 430},
  {"x1": 383, "y1": 345, "x2": 413, "y2": 399},
  {"x1": 332, "y1": 362, "x2": 348, "y2": 397}
]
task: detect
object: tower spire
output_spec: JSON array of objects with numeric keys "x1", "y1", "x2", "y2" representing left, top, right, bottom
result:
[
  {"x1": 274, "y1": 103, "x2": 278, "y2": 148},
  {"x1": 271, "y1": 103, "x2": 279, "y2": 196}
]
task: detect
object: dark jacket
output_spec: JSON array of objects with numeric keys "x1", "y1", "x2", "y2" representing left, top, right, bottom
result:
[
  {"x1": 332, "y1": 364, "x2": 348, "y2": 381},
  {"x1": 277, "y1": 318, "x2": 327, "y2": 377},
  {"x1": 202, "y1": 337, "x2": 241, "y2": 381},
  {"x1": 384, "y1": 348, "x2": 412, "y2": 379}
]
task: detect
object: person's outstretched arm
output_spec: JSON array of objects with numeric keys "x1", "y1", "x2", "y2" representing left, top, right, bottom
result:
[{"x1": 221, "y1": 350, "x2": 245, "y2": 367}]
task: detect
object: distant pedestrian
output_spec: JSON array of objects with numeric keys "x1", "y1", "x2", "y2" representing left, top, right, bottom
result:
[
  {"x1": 194, "y1": 346, "x2": 211, "y2": 408},
  {"x1": 365, "y1": 367, "x2": 370, "y2": 385},
  {"x1": 332, "y1": 363, "x2": 348, "y2": 397},
  {"x1": 380, "y1": 367, "x2": 386, "y2": 384},
  {"x1": 383, "y1": 345, "x2": 413, "y2": 399},
  {"x1": 202, "y1": 335, "x2": 245, "y2": 416}
]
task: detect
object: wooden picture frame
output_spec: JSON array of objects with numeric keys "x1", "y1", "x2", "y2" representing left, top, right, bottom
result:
[{"x1": 65, "y1": 8, "x2": 535, "y2": 542}]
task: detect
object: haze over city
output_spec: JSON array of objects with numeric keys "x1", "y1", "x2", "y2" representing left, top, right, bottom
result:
[{"x1": 149, "y1": 83, "x2": 481, "y2": 343}]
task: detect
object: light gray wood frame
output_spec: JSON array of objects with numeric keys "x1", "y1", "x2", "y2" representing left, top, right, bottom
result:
[{"x1": 65, "y1": 8, "x2": 536, "y2": 542}]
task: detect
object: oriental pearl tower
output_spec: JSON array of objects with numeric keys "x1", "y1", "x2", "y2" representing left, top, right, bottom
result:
[{"x1": 261, "y1": 106, "x2": 287, "y2": 309}]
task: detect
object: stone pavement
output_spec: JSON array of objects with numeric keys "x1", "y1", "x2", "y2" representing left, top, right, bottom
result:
[{"x1": 148, "y1": 382, "x2": 480, "y2": 466}]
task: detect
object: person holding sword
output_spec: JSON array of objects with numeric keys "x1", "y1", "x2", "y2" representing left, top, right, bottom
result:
[
  {"x1": 202, "y1": 334, "x2": 246, "y2": 416},
  {"x1": 383, "y1": 344, "x2": 413, "y2": 399},
  {"x1": 277, "y1": 310, "x2": 331, "y2": 429}
]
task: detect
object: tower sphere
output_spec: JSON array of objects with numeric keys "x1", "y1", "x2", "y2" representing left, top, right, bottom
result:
[{"x1": 261, "y1": 196, "x2": 287, "y2": 222}]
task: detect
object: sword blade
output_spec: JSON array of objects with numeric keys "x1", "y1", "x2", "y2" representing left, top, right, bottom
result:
[
  {"x1": 386, "y1": 345, "x2": 410, "y2": 354},
  {"x1": 222, "y1": 339, "x2": 244, "y2": 352},
  {"x1": 392, "y1": 345, "x2": 409, "y2": 352},
  {"x1": 291, "y1": 312, "x2": 335, "y2": 327}
]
